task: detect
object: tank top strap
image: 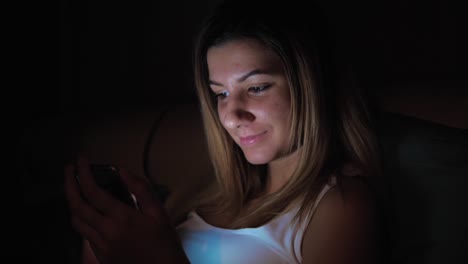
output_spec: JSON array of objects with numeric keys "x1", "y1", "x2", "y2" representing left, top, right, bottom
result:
[{"x1": 292, "y1": 176, "x2": 337, "y2": 262}]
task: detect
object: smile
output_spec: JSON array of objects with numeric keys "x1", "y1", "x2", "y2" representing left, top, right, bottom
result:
[{"x1": 239, "y1": 131, "x2": 267, "y2": 147}]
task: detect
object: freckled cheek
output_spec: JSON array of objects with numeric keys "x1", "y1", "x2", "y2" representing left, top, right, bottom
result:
[{"x1": 254, "y1": 101, "x2": 290, "y2": 126}]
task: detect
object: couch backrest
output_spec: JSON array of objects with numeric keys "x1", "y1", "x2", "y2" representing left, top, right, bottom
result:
[{"x1": 376, "y1": 111, "x2": 468, "y2": 263}]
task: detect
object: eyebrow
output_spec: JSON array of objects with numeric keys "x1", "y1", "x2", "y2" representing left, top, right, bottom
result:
[{"x1": 209, "y1": 69, "x2": 267, "y2": 86}]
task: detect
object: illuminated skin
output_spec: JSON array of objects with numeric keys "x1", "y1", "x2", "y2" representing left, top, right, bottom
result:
[{"x1": 207, "y1": 38, "x2": 294, "y2": 166}]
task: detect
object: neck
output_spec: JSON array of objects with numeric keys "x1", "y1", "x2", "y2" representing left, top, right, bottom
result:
[{"x1": 265, "y1": 148, "x2": 301, "y2": 195}]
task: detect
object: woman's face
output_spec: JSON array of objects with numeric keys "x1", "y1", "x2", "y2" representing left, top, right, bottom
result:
[{"x1": 207, "y1": 38, "x2": 293, "y2": 165}]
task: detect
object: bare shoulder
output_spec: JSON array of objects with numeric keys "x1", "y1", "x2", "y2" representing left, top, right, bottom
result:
[
  {"x1": 301, "y1": 176, "x2": 378, "y2": 264},
  {"x1": 313, "y1": 176, "x2": 376, "y2": 227}
]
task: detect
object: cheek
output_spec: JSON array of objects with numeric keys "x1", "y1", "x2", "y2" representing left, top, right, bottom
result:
[
  {"x1": 255, "y1": 100, "x2": 291, "y2": 130},
  {"x1": 216, "y1": 104, "x2": 231, "y2": 132},
  {"x1": 272, "y1": 101, "x2": 292, "y2": 142},
  {"x1": 272, "y1": 100, "x2": 291, "y2": 124}
]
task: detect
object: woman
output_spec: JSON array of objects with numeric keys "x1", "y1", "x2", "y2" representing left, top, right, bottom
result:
[{"x1": 65, "y1": 0, "x2": 382, "y2": 263}]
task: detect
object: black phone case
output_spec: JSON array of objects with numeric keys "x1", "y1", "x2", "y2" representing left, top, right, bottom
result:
[
  {"x1": 90, "y1": 164, "x2": 138, "y2": 208},
  {"x1": 89, "y1": 164, "x2": 170, "y2": 205}
]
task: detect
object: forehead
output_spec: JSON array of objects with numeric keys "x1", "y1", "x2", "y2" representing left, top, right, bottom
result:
[{"x1": 207, "y1": 39, "x2": 283, "y2": 78}]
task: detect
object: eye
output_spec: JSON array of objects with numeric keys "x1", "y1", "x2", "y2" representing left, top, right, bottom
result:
[
  {"x1": 214, "y1": 91, "x2": 230, "y2": 100},
  {"x1": 248, "y1": 85, "x2": 271, "y2": 94}
]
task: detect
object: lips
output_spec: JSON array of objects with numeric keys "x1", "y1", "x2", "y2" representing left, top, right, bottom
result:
[{"x1": 239, "y1": 131, "x2": 267, "y2": 147}]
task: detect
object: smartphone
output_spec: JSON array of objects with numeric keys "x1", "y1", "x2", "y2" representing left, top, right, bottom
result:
[
  {"x1": 89, "y1": 164, "x2": 140, "y2": 209},
  {"x1": 75, "y1": 164, "x2": 170, "y2": 209}
]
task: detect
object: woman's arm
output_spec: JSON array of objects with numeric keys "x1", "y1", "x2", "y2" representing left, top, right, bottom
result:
[{"x1": 301, "y1": 176, "x2": 379, "y2": 264}]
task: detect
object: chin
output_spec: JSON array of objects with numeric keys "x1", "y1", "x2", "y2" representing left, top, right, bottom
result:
[{"x1": 243, "y1": 151, "x2": 274, "y2": 165}]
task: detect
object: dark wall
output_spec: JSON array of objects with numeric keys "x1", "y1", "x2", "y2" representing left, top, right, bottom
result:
[
  {"x1": 324, "y1": 0, "x2": 466, "y2": 83},
  {"x1": 59, "y1": 0, "x2": 468, "y2": 110},
  {"x1": 59, "y1": 0, "x2": 221, "y2": 113},
  {"x1": 57, "y1": 0, "x2": 466, "y2": 115},
  {"x1": 319, "y1": 0, "x2": 467, "y2": 128}
]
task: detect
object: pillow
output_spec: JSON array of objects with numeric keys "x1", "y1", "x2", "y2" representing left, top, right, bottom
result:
[{"x1": 376, "y1": 111, "x2": 468, "y2": 263}]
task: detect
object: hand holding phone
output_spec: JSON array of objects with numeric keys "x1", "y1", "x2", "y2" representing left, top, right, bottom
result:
[
  {"x1": 89, "y1": 164, "x2": 140, "y2": 209},
  {"x1": 74, "y1": 163, "x2": 170, "y2": 210},
  {"x1": 66, "y1": 160, "x2": 181, "y2": 264}
]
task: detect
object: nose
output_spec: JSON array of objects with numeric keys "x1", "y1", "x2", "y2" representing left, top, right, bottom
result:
[{"x1": 221, "y1": 96, "x2": 255, "y2": 129}]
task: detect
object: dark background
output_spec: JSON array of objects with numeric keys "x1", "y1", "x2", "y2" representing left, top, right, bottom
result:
[
  {"x1": 51, "y1": 0, "x2": 465, "y2": 113},
  {"x1": 14, "y1": 0, "x2": 467, "y2": 261},
  {"x1": 19, "y1": 0, "x2": 468, "y2": 129}
]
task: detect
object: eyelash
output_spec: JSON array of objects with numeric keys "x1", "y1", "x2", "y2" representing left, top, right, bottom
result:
[
  {"x1": 248, "y1": 85, "x2": 271, "y2": 93},
  {"x1": 213, "y1": 85, "x2": 272, "y2": 101},
  {"x1": 214, "y1": 91, "x2": 229, "y2": 100}
]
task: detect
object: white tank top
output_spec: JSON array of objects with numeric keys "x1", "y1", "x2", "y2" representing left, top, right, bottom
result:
[{"x1": 176, "y1": 180, "x2": 336, "y2": 264}]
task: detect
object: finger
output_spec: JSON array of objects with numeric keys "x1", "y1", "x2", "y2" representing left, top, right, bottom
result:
[
  {"x1": 75, "y1": 157, "x2": 130, "y2": 217},
  {"x1": 119, "y1": 168, "x2": 166, "y2": 220},
  {"x1": 70, "y1": 215, "x2": 107, "y2": 252},
  {"x1": 65, "y1": 164, "x2": 113, "y2": 235}
]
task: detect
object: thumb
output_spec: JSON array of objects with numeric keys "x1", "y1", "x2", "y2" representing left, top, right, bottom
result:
[{"x1": 119, "y1": 168, "x2": 168, "y2": 220}]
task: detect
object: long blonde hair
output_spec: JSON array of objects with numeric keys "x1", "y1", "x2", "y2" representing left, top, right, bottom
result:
[{"x1": 191, "y1": 0, "x2": 380, "y2": 228}]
